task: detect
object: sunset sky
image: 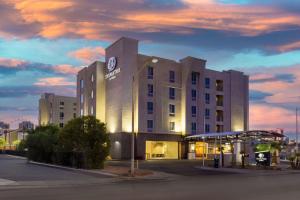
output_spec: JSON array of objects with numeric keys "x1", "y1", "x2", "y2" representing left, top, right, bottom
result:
[{"x1": 0, "y1": 0, "x2": 299, "y2": 137}]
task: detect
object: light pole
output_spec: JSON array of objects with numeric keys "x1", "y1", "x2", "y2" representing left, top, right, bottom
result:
[
  {"x1": 296, "y1": 108, "x2": 299, "y2": 153},
  {"x1": 131, "y1": 57, "x2": 158, "y2": 176}
]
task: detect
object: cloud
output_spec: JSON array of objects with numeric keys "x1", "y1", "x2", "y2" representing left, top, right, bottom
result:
[
  {"x1": 249, "y1": 90, "x2": 273, "y2": 102},
  {"x1": 0, "y1": 85, "x2": 76, "y2": 98},
  {"x1": 250, "y1": 73, "x2": 296, "y2": 84},
  {"x1": 247, "y1": 64, "x2": 300, "y2": 105},
  {"x1": 276, "y1": 41, "x2": 300, "y2": 53},
  {"x1": 0, "y1": 0, "x2": 299, "y2": 54},
  {"x1": 0, "y1": 57, "x2": 82, "y2": 75},
  {"x1": 0, "y1": 57, "x2": 26, "y2": 67},
  {"x1": 68, "y1": 47, "x2": 105, "y2": 64},
  {"x1": 250, "y1": 102, "x2": 296, "y2": 132},
  {"x1": 34, "y1": 77, "x2": 75, "y2": 86}
]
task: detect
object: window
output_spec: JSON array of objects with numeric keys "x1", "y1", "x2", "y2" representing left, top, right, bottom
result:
[
  {"x1": 91, "y1": 74, "x2": 94, "y2": 82},
  {"x1": 169, "y1": 104, "x2": 175, "y2": 116},
  {"x1": 169, "y1": 70, "x2": 175, "y2": 83},
  {"x1": 91, "y1": 106, "x2": 94, "y2": 115},
  {"x1": 60, "y1": 101, "x2": 64, "y2": 106},
  {"x1": 73, "y1": 103, "x2": 77, "y2": 106},
  {"x1": 216, "y1": 95, "x2": 223, "y2": 106},
  {"x1": 216, "y1": 125, "x2": 224, "y2": 133},
  {"x1": 59, "y1": 123, "x2": 64, "y2": 128},
  {"x1": 205, "y1": 124, "x2": 210, "y2": 133},
  {"x1": 80, "y1": 79, "x2": 84, "y2": 89},
  {"x1": 191, "y1": 106, "x2": 197, "y2": 117},
  {"x1": 148, "y1": 84, "x2": 153, "y2": 97},
  {"x1": 169, "y1": 87, "x2": 175, "y2": 100},
  {"x1": 148, "y1": 66, "x2": 153, "y2": 79},
  {"x1": 216, "y1": 80, "x2": 223, "y2": 91},
  {"x1": 205, "y1": 78, "x2": 210, "y2": 89},
  {"x1": 169, "y1": 122, "x2": 175, "y2": 131},
  {"x1": 205, "y1": 109, "x2": 210, "y2": 119},
  {"x1": 80, "y1": 94, "x2": 84, "y2": 103},
  {"x1": 147, "y1": 102, "x2": 153, "y2": 114},
  {"x1": 147, "y1": 120, "x2": 153, "y2": 131},
  {"x1": 205, "y1": 93, "x2": 210, "y2": 104},
  {"x1": 191, "y1": 122, "x2": 196, "y2": 134},
  {"x1": 73, "y1": 113, "x2": 76, "y2": 118},
  {"x1": 191, "y1": 89, "x2": 197, "y2": 101},
  {"x1": 216, "y1": 110, "x2": 224, "y2": 122},
  {"x1": 191, "y1": 72, "x2": 197, "y2": 85},
  {"x1": 59, "y1": 112, "x2": 64, "y2": 120},
  {"x1": 91, "y1": 90, "x2": 94, "y2": 99}
]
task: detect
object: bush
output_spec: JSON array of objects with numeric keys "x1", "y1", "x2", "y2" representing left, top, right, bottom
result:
[{"x1": 26, "y1": 125, "x2": 59, "y2": 163}]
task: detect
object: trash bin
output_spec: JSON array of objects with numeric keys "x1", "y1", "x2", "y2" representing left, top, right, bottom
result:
[{"x1": 214, "y1": 158, "x2": 219, "y2": 168}]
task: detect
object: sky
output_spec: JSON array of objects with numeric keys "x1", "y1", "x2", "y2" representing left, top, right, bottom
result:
[{"x1": 0, "y1": 0, "x2": 299, "y2": 138}]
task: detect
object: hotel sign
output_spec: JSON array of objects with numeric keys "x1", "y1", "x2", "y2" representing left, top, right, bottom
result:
[
  {"x1": 105, "y1": 57, "x2": 120, "y2": 80},
  {"x1": 255, "y1": 152, "x2": 271, "y2": 166}
]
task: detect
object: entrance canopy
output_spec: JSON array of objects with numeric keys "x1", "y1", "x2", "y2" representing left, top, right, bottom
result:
[{"x1": 185, "y1": 130, "x2": 285, "y2": 141}]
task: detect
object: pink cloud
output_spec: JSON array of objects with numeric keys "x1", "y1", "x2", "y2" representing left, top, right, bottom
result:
[
  {"x1": 0, "y1": 57, "x2": 82, "y2": 75},
  {"x1": 34, "y1": 77, "x2": 75, "y2": 86},
  {"x1": 2, "y1": 0, "x2": 300, "y2": 40},
  {"x1": 276, "y1": 41, "x2": 300, "y2": 52},
  {"x1": 0, "y1": 57, "x2": 26, "y2": 68},
  {"x1": 68, "y1": 47, "x2": 105, "y2": 64},
  {"x1": 250, "y1": 103, "x2": 296, "y2": 132},
  {"x1": 52, "y1": 64, "x2": 83, "y2": 75},
  {"x1": 249, "y1": 65, "x2": 300, "y2": 104}
]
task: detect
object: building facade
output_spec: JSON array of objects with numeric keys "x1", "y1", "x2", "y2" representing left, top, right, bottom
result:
[
  {"x1": 39, "y1": 93, "x2": 77, "y2": 128},
  {"x1": 19, "y1": 121, "x2": 34, "y2": 130},
  {"x1": 77, "y1": 37, "x2": 249, "y2": 160}
]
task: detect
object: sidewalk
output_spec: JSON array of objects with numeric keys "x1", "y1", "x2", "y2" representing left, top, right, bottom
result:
[{"x1": 195, "y1": 165, "x2": 300, "y2": 175}]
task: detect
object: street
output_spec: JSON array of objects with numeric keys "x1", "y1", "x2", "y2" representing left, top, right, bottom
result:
[{"x1": 1, "y1": 154, "x2": 300, "y2": 200}]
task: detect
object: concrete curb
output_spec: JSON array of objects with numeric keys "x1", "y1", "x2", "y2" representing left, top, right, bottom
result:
[
  {"x1": 5, "y1": 154, "x2": 27, "y2": 160},
  {"x1": 28, "y1": 161, "x2": 118, "y2": 178}
]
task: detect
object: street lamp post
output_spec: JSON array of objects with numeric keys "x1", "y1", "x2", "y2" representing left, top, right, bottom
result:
[
  {"x1": 296, "y1": 108, "x2": 299, "y2": 153},
  {"x1": 130, "y1": 57, "x2": 158, "y2": 176}
]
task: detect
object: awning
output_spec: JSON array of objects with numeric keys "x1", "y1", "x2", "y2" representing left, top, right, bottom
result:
[{"x1": 185, "y1": 130, "x2": 285, "y2": 141}]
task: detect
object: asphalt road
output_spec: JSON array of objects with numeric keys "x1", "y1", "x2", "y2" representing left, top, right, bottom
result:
[{"x1": 1, "y1": 154, "x2": 300, "y2": 200}]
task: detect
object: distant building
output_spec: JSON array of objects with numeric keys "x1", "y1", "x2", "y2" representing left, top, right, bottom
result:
[
  {"x1": 0, "y1": 121, "x2": 9, "y2": 129},
  {"x1": 39, "y1": 93, "x2": 77, "y2": 128},
  {"x1": 77, "y1": 37, "x2": 249, "y2": 160},
  {"x1": 18, "y1": 121, "x2": 34, "y2": 130}
]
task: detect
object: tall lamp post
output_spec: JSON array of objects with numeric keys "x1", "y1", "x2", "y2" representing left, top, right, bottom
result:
[
  {"x1": 296, "y1": 108, "x2": 299, "y2": 153},
  {"x1": 131, "y1": 57, "x2": 158, "y2": 176}
]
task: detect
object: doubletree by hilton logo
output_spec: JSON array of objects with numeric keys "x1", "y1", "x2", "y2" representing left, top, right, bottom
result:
[
  {"x1": 107, "y1": 57, "x2": 117, "y2": 72},
  {"x1": 105, "y1": 57, "x2": 120, "y2": 80}
]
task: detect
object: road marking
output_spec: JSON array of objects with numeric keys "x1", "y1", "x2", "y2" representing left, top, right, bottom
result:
[{"x1": 0, "y1": 178, "x2": 16, "y2": 186}]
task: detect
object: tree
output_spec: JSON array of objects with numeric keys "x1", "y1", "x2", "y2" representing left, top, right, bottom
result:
[
  {"x1": 59, "y1": 116, "x2": 110, "y2": 169},
  {"x1": 26, "y1": 125, "x2": 59, "y2": 163},
  {"x1": 0, "y1": 137, "x2": 5, "y2": 149}
]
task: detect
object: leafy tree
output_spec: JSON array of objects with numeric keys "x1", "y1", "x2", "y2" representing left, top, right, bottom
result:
[
  {"x1": 26, "y1": 125, "x2": 59, "y2": 163},
  {"x1": 0, "y1": 137, "x2": 5, "y2": 149},
  {"x1": 59, "y1": 116, "x2": 110, "y2": 169}
]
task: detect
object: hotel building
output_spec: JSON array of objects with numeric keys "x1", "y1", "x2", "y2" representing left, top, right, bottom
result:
[
  {"x1": 77, "y1": 37, "x2": 249, "y2": 160},
  {"x1": 39, "y1": 93, "x2": 77, "y2": 128}
]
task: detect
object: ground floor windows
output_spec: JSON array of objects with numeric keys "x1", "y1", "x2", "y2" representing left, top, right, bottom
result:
[{"x1": 145, "y1": 141, "x2": 178, "y2": 159}]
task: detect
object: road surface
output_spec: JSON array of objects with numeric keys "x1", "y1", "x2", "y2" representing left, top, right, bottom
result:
[{"x1": 1, "y1": 154, "x2": 300, "y2": 200}]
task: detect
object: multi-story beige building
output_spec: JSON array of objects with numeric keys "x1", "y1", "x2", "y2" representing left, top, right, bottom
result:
[
  {"x1": 77, "y1": 37, "x2": 249, "y2": 160},
  {"x1": 39, "y1": 93, "x2": 77, "y2": 128}
]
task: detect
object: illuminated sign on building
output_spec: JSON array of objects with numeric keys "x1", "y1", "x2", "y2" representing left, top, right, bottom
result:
[{"x1": 105, "y1": 57, "x2": 120, "y2": 80}]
